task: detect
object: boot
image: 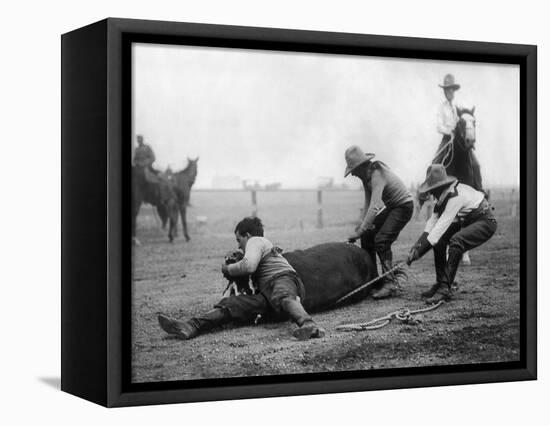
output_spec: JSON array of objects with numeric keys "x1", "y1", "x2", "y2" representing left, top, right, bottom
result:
[
  {"x1": 426, "y1": 248, "x2": 462, "y2": 304},
  {"x1": 158, "y1": 308, "x2": 228, "y2": 340},
  {"x1": 371, "y1": 251, "x2": 398, "y2": 299},
  {"x1": 423, "y1": 244, "x2": 447, "y2": 298},
  {"x1": 421, "y1": 283, "x2": 441, "y2": 299},
  {"x1": 281, "y1": 297, "x2": 325, "y2": 341}
]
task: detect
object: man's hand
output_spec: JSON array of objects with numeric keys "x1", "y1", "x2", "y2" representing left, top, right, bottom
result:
[
  {"x1": 406, "y1": 248, "x2": 419, "y2": 266},
  {"x1": 347, "y1": 229, "x2": 363, "y2": 243},
  {"x1": 407, "y1": 232, "x2": 432, "y2": 266}
]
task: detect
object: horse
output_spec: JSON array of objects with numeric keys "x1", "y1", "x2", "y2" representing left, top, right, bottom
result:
[
  {"x1": 170, "y1": 157, "x2": 199, "y2": 242},
  {"x1": 132, "y1": 166, "x2": 179, "y2": 244},
  {"x1": 434, "y1": 107, "x2": 483, "y2": 193}
]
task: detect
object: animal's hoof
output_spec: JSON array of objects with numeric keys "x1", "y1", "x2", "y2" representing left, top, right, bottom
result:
[{"x1": 185, "y1": 236, "x2": 191, "y2": 242}]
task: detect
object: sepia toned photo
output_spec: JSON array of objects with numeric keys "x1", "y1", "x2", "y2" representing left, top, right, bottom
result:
[{"x1": 130, "y1": 42, "x2": 520, "y2": 384}]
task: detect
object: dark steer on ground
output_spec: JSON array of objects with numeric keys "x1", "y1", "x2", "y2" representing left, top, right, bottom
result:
[{"x1": 282, "y1": 242, "x2": 378, "y2": 312}]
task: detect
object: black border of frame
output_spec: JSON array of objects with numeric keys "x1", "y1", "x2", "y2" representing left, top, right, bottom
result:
[{"x1": 104, "y1": 18, "x2": 536, "y2": 407}]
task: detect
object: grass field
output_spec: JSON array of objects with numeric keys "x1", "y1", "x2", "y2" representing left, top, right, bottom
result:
[{"x1": 131, "y1": 189, "x2": 520, "y2": 383}]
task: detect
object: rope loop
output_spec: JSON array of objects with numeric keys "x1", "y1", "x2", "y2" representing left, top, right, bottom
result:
[{"x1": 336, "y1": 301, "x2": 444, "y2": 332}]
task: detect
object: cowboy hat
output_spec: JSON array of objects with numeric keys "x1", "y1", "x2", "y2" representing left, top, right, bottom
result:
[
  {"x1": 344, "y1": 145, "x2": 375, "y2": 177},
  {"x1": 439, "y1": 74, "x2": 461, "y2": 90},
  {"x1": 418, "y1": 164, "x2": 457, "y2": 195}
]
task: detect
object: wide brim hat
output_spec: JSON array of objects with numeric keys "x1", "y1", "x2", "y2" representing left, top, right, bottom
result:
[
  {"x1": 344, "y1": 145, "x2": 375, "y2": 177},
  {"x1": 418, "y1": 164, "x2": 457, "y2": 195},
  {"x1": 439, "y1": 73, "x2": 461, "y2": 90}
]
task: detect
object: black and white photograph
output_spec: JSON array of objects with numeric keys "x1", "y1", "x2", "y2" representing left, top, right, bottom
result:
[{"x1": 130, "y1": 42, "x2": 521, "y2": 383}]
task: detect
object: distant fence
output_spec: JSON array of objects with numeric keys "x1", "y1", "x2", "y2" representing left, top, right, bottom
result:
[
  {"x1": 190, "y1": 186, "x2": 520, "y2": 229},
  {"x1": 194, "y1": 188, "x2": 353, "y2": 229},
  {"x1": 137, "y1": 187, "x2": 519, "y2": 233}
]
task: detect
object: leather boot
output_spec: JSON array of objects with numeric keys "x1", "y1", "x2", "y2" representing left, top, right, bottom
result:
[
  {"x1": 422, "y1": 244, "x2": 447, "y2": 298},
  {"x1": 158, "y1": 308, "x2": 228, "y2": 339},
  {"x1": 371, "y1": 251, "x2": 398, "y2": 299},
  {"x1": 281, "y1": 297, "x2": 325, "y2": 341},
  {"x1": 426, "y1": 248, "x2": 462, "y2": 304}
]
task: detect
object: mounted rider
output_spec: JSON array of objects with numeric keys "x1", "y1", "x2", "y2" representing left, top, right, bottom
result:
[
  {"x1": 134, "y1": 135, "x2": 160, "y2": 182},
  {"x1": 434, "y1": 73, "x2": 463, "y2": 163},
  {"x1": 345, "y1": 146, "x2": 414, "y2": 300}
]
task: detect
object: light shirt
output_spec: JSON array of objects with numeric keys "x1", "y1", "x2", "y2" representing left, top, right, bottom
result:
[
  {"x1": 436, "y1": 100, "x2": 459, "y2": 135},
  {"x1": 424, "y1": 182, "x2": 485, "y2": 245},
  {"x1": 227, "y1": 236, "x2": 295, "y2": 286}
]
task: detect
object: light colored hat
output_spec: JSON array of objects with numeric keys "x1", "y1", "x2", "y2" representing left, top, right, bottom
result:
[
  {"x1": 439, "y1": 74, "x2": 461, "y2": 90},
  {"x1": 344, "y1": 145, "x2": 375, "y2": 177},
  {"x1": 418, "y1": 164, "x2": 457, "y2": 195}
]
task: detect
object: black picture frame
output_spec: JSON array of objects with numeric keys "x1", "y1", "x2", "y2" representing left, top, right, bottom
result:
[{"x1": 61, "y1": 17, "x2": 537, "y2": 407}]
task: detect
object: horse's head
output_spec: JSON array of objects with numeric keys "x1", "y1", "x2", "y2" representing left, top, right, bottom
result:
[
  {"x1": 456, "y1": 107, "x2": 476, "y2": 149},
  {"x1": 185, "y1": 157, "x2": 199, "y2": 180}
]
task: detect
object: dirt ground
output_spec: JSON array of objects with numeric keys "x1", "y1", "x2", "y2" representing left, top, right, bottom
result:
[{"x1": 131, "y1": 191, "x2": 520, "y2": 383}]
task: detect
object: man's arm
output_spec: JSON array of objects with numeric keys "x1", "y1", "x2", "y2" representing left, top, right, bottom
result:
[
  {"x1": 358, "y1": 169, "x2": 385, "y2": 232},
  {"x1": 426, "y1": 196, "x2": 463, "y2": 245},
  {"x1": 227, "y1": 238, "x2": 265, "y2": 276},
  {"x1": 436, "y1": 103, "x2": 455, "y2": 135}
]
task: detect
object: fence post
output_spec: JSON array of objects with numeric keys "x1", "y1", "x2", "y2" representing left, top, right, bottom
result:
[
  {"x1": 251, "y1": 190, "x2": 258, "y2": 217},
  {"x1": 316, "y1": 189, "x2": 323, "y2": 228}
]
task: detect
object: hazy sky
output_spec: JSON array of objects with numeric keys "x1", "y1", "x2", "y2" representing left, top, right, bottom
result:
[{"x1": 132, "y1": 43, "x2": 519, "y2": 189}]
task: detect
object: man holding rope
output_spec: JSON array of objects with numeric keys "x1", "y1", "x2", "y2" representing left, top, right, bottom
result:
[
  {"x1": 344, "y1": 146, "x2": 414, "y2": 299},
  {"x1": 406, "y1": 165, "x2": 497, "y2": 304}
]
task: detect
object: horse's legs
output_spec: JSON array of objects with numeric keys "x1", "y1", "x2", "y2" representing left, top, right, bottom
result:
[
  {"x1": 166, "y1": 201, "x2": 178, "y2": 243},
  {"x1": 132, "y1": 196, "x2": 142, "y2": 246},
  {"x1": 157, "y1": 204, "x2": 168, "y2": 229},
  {"x1": 179, "y1": 203, "x2": 190, "y2": 242},
  {"x1": 470, "y1": 151, "x2": 483, "y2": 191}
]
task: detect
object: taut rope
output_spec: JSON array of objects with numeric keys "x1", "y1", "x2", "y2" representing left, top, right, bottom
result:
[{"x1": 333, "y1": 261, "x2": 406, "y2": 307}]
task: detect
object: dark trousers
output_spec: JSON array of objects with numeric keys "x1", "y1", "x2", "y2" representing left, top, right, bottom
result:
[
  {"x1": 432, "y1": 210, "x2": 497, "y2": 285},
  {"x1": 215, "y1": 272, "x2": 308, "y2": 323},
  {"x1": 360, "y1": 201, "x2": 413, "y2": 268}
]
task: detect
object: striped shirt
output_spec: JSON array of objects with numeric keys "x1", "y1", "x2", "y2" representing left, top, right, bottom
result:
[{"x1": 227, "y1": 237, "x2": 295, "y2": 286}]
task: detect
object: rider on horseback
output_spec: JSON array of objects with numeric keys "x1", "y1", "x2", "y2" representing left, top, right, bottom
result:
[{"x1": 434, "y1": 74, "x2": 462, "y2": 164}]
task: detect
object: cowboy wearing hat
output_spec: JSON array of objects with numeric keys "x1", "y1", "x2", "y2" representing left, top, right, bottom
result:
[
  {"x1": 434, "y1": 73, "x2": 462, "y2": 163},
  {"x1": 345, "y1": 146, "x2": 414, "y2": 299},
  {"x1": 406, "y1": 164, "x2": 497, "y2": 304}
]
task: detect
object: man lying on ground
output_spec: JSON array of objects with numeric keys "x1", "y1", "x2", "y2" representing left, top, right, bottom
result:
[{"x1": 158, "y1": 216, "x2": 326, "y2": 341}]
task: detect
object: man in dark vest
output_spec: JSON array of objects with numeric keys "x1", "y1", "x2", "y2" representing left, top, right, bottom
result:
[
  {"x1": 344, "y1": 145, "x2": 414, "y2": 299},
  {"x1": 407, "y1": 164, "x2": 497, "y2": 304}
]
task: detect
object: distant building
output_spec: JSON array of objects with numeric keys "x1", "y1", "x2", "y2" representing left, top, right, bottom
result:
[{"x1": 211, "y1": 175, "x2": 242, "y2": 189}]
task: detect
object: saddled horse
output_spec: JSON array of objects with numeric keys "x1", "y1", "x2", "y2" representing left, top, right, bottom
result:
[
  {"x1": 132, "y1": 166, "x2": 179, "y2": 244},
  {"x1": 168, "y1": 157, "x2": 199, "y2": 242}
]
